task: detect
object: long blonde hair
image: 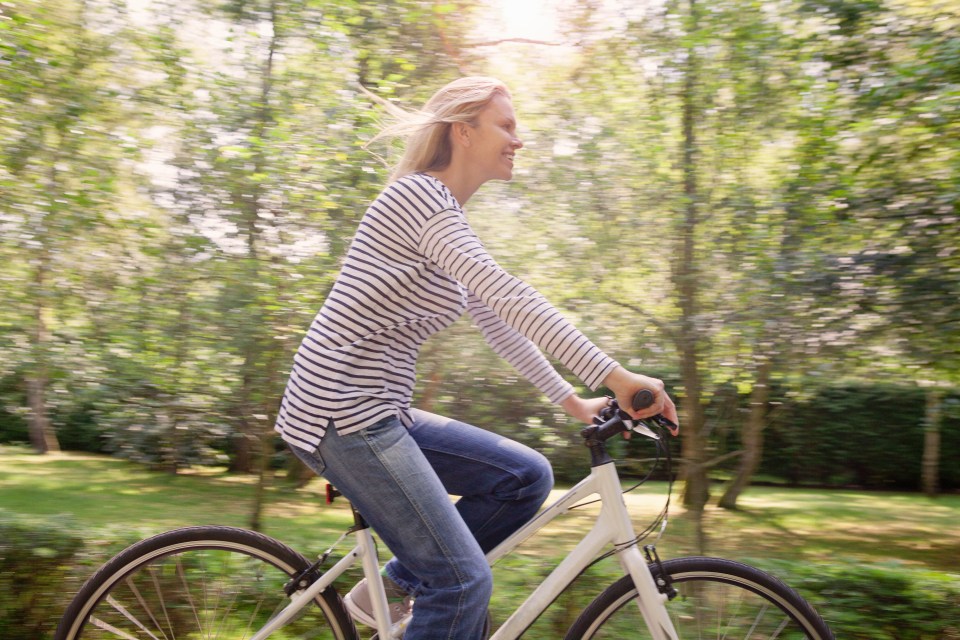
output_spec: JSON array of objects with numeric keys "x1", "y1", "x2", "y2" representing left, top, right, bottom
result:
[{"x1": 364, "y1": 77, "x2": 511, "y2": 183}]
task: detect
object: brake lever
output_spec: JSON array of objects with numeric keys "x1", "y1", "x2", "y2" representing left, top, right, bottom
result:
[
  {"x1": 595, "y1": 400, "x2": 660, "y2": 440},
  {"x1": 650, "y1": 415, "x2": 679, "y2": 436}
]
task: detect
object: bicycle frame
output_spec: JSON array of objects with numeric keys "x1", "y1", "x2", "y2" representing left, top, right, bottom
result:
[
  {"x1": 248, "y1": 526, "x2": 390, "y2": 640},
  {"x1": 485, "y1": 457, "x2": 678, "y2": 640},
  {"x1": 250, "y1": 453, "x2": 679, "y2": 640}
]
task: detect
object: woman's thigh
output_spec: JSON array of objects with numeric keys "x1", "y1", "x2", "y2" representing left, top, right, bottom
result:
[
  {"x1": 290, "y1": 417, "x2": 489, "y2": 592},
  {"x1": 406, "y1": 409, "x2": 553, "y2": 551},
  {"x1": 407, "y1": 409, "x2": 553, "y2": 502}
]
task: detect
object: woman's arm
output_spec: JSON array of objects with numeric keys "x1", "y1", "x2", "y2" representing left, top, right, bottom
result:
[{"x1": 419, "y1": 209, "x2": 617, "y2": 390}]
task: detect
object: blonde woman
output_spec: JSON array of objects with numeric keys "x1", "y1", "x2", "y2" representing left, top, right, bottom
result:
[{"x1": 274, "y1": 77, "x2": 678, "y2": 639}]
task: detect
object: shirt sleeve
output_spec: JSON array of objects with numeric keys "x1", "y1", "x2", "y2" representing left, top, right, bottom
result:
[
  {"x1": 419, "y1": 208, "x2": 619, "y2": 391},
  {"x1": 465, "y1": 293, "x2": 575, "y2": 403}
]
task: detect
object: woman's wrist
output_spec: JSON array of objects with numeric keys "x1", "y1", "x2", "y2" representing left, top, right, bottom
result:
[
  {"x1": 561, "y1": 393, "x2": 611, "y2": 424},
  {"x1": 601, "y1": 366, "x2": 632, "y2": 397}
]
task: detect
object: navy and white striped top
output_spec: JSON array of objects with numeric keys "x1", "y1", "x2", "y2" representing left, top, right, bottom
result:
[{"x1": 274, "y1": 172, "x2": 619, "y2": 450}]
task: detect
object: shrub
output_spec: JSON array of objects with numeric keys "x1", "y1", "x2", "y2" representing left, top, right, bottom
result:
[
  {"x1": 0, "y1": 511, "x2": 85, "y2": 640},
  {"x1": 755, "y1": 558, "x2": 960, "y2": 639}
]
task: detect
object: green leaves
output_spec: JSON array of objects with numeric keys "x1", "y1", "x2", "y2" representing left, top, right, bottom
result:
[{"x1": 0, "y1": 0, "x2": 955, "y2": 488}]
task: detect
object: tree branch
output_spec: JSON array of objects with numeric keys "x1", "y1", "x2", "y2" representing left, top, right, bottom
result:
[
  {"x1": 679, "y1": 450, "x2": 744, "y2": 471},
  {"x1": 612, "y1": 300, "x2": 679, "y2": 344}
]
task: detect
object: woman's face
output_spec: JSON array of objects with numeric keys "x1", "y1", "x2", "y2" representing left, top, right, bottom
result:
[{"x1": 467, "y1": 93, "x2": 524, "y2": 183}]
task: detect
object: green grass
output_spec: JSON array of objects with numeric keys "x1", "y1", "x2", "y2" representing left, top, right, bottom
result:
[
  {"x1": 3, "y1": 445, "x2": 959, "y2": 638},
  {"x1": 4, "y1": 444, "x2": 957, "y2": 571}
]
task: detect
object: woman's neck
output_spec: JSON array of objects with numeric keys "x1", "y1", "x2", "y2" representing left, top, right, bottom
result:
[{"x1": 425, "y1": 168, "x2": 480, "y2": 206}]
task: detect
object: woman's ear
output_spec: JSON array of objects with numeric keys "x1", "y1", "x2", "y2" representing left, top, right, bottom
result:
[{"x1": 452, "y1": 121, "x2": 472, "y2": 148}]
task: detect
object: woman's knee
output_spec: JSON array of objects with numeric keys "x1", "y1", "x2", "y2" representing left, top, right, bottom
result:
[
  {"x1": 425, "y1": 559, "x2": 492, "y2": 601},
  {"x1": 462, "y1": 563, "x2": 494, "y2": 602},
  {"x1": 523, "y1": 449, "x2": 554, "y2": 501}
]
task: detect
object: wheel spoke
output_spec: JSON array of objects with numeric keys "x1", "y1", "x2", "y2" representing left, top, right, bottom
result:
[
  {"x1": 123, "y1": 575, "x2": 169, "y2": 640},
  {"x1": 148, "y1": 564, "x2": 175, "y2": 640},
  {"x1": 102, "y1": 594, "x2": 164, "y2": 640},
  {"x1": 89, "y1": 616, "x2": 144, "y2": 640}
]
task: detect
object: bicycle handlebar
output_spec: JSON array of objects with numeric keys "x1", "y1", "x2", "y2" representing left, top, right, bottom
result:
[
  {"x1": 581, "y1": 390, "x2": 677, "y2": 446},
  {"x1": 631, "y1": 389, "x2": 655, "y2": 412}
]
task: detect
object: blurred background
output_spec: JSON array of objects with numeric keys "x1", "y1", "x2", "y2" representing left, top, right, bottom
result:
[{"x1": 1, "y1": 0, "x2": 958, "y2": 636}]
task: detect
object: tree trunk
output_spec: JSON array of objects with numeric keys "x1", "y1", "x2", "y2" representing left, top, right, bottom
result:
[
  {"x1": 250, "y1": 422, "x2": 274, "y2": 532},
  {"x1": 921, "y1": 388, "x2": 942, "y2": 497},
  {"x1": 27, "y1": 241, "x2": 60, "y2": 454},
  {"x1": 248, "y1": 0, "x2": 280, "y2": 531},
  {"x1": 164, "y1": 287, "x2": 192, "y2": 475},
  {"x1": 718, "y1": 358, "x2": 772, "y2": 510},
  {"x1": 27, "y1": 377, "x2": 58, "y2": 454},
  {"x1": 675, "y1": 0, "x2": 708, "y2": 531},
  {"x1": 232, "y1": 363, "x2": 257, "y2": 474}
]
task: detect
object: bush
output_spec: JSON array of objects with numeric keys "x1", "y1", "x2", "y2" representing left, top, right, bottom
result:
[
  {"x1": 755, "y1": 558, "x2": 960, "y2": 639},
  {"x1": 0, "y1": 511, "x2": 85, "y2": 640},
  {"x1": 0, "y1": 375, "x2": 29, "y2": 446}
]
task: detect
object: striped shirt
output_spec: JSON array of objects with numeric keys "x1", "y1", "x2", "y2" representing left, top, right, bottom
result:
[{"x1": 274, "y1": 172, "x2": 619, "y2": 450}]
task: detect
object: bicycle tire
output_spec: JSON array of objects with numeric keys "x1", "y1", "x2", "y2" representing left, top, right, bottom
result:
[
  {"x1": 565, "y1": 556, "x2": 834, "y2": 639},
  {"x1": 54, "y1": 525, "x2": 358, "y2": 640}
]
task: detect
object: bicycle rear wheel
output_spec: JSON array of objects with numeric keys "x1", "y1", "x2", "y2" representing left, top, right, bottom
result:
[
  {"x1": 55, "y1": 525, "x2": 357, "y2": 640},
  {"x1": 566, "y1": 556, "x2": 833, "y2": 639}
]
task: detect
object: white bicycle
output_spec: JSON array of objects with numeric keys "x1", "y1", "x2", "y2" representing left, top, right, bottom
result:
[{"x1": 55, "y1": 392, "x2": 834, "y2": 639}]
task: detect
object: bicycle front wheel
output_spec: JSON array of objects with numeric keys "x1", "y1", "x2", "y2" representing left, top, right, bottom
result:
[
  {"x1": 55, "y1": 525, "x2": 357, "y2": 640},
  {"x1": 566, "y1": 556, "x2": 833, "y2": 639}
]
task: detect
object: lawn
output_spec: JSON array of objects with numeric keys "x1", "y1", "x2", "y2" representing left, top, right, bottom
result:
[{"x1": 2, "y1": 445, "x2": 959, "y2": 638}]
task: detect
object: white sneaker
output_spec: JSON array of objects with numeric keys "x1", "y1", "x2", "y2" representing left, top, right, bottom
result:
[{"x1": 343, "y1": 575, "x2": 413, "y2": 628}]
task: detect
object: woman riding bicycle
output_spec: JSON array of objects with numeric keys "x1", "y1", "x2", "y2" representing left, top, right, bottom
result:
[{"x1": 273, "y1": 76, "x2": 679, "y2": 640}]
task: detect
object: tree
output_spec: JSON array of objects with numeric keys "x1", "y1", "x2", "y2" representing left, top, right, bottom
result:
[{"x1": 0, "y1": 0, "x2": 132, "y2": 453}]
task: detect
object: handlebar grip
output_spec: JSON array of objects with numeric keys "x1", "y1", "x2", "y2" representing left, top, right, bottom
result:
[{"x1": 631, "y1": 389, "x2": 655, "y2": 412}]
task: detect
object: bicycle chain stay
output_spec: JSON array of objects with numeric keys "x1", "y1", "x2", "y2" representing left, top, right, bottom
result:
[
  {"x1": 284, "y1": 559, "x2": 326, "y2": 597},
  {"x1": 283, "y1": 520, "x2": 357, "y2": 597}
]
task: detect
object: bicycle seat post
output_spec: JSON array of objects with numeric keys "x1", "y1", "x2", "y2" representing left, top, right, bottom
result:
[{"x1": 350, "y1": 503, "x2": 369, "y2": 531}]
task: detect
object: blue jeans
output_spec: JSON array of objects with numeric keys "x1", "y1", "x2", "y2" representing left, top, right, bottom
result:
[{"x1": 290, "y1": 410, "x2": 554, "y2": 640}]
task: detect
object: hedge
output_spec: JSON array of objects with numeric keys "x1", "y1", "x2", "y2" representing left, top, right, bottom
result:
[
  {"x1": 760, "y1": 384, "x2": 960, "y2": 490},
  {"x1": 3, "y1": 377, "x2": 958, "y2": 489}
]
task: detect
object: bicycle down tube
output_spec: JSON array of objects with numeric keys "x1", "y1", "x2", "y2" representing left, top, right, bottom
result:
[
  {"x1": 485, "y1": 457, "x2": 679, "y2": 640},
  {"x1": 247, "y1": 537, "x2": 365, "y2": 640}
]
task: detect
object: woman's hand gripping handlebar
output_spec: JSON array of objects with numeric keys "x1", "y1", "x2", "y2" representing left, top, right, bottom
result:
[
  {"x1": 601, "y1": 366, "x2": 680, "y2": 436},
  {"x1": 583, "y1": 390, "x2": 680, "y2": 444}
]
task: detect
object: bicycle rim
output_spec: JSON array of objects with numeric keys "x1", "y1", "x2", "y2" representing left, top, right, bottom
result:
[
  {"x1": 55, "y1": 525, "x2": 356, "y2": 640},
  {"x1": 566, "y1": 556, "x2": 834, "y2": 640}
]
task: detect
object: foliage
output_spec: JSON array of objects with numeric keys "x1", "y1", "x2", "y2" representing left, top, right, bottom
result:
[
  {"x1": 0, "y1": 0, "x2": 957, "y2": 504},
  {"x1": 757, "y1": 558, "x2": 960, "y2": 640},
  {"x1": 0, "y1": 510, "x2": 84, "y2": 640}
]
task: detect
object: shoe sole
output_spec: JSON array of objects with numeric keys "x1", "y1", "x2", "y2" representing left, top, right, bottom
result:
[{"x1": 343, "y1": 592, "x2": 379, "y2": 629}]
